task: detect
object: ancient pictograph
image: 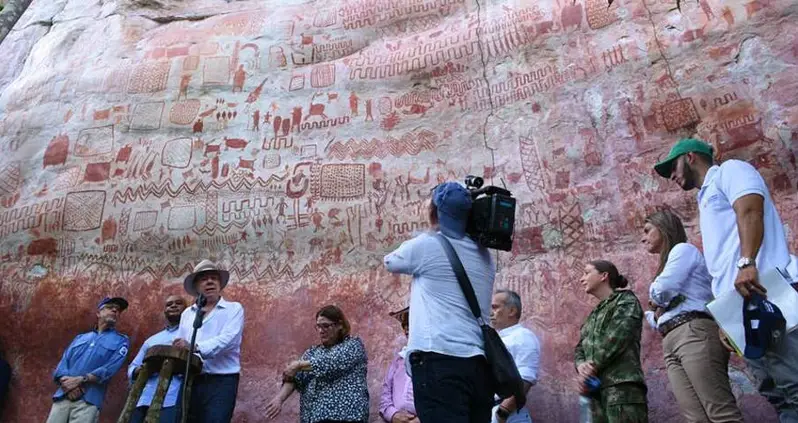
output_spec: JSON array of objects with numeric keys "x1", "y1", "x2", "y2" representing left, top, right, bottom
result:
[
  {"x1": 661, "y1": 98, "x2": 701, "y2": 131},
  {"x1": 161, "y1": 137, "x2": 194, "y2": 169},
  {"x1": 1, "y1": 1, "x2": 797, "y2": 421},
  {"x1": 75, "y1": 125, "x2": 115, "y2": 157},
  {"x1": 311, "y1": 164, "x2": 367, "y2": 200},
  {"x1": 203, "y1": 56, "x2": 231, "y2": 86},
  {"x1": 168, "y1": 205, "x2": 197, "y2": 230},
  {"x1": 169, "y1": 100, "x2": 201, "y2": 125},
  {"x1": 133, "y1": 210, "x2": 158, "y2": 232},
  {"x1": 63, "y1": 191, "x2": 106, "y2": 231},
  {"x1": 130, "y1": 102, "x2": 165, "y2": 131},
  {"x1": 311, "y1": 64, "x2": 336, "y2": 88},
  {"x1": 518, "y1": 135, "x2": 548, "y2": 194},
  {"x1": 585, "y1": 0, "x2": 617, "y2": 30},
  {"x1": 0, "y1": 162, "x2": 21, "y2": 197},
  {"x1": 326, "y1": 129, "x2": 440, "y2": 160},
  {"x1": 127, "y1": 61, "x2": 171, "y2": 94}
]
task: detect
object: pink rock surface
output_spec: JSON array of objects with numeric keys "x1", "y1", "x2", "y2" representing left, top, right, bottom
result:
[{"x1": 0, "y1": 0, "x2": 796, "y2": 421}]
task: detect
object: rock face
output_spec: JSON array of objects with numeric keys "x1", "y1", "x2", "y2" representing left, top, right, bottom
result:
[{"x1": 0, "y1": 0, "x2": 796, "y2": 421}]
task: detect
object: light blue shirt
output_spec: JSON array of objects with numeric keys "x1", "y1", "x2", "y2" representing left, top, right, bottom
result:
[
  {"x1": 383, "y1": 231, "x2": 496, "y2": 368},
  {"x1": 53, "y1": 329, "x2": 130, "y2": 409},
  {"x1": 127, "y1": 326, "x2": 182, "y2": 408}
]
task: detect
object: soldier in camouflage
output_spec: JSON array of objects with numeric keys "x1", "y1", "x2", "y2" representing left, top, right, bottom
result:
[{"x1": 575, "y1": 260, "x2": 648, "y2": 423}]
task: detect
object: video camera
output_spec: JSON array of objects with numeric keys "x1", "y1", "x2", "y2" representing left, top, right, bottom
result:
[{"x1": 464, "y1": 175, "x2": 516, "y2": 251}]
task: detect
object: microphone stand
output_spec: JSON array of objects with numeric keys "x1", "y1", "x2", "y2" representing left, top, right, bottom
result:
[{"x1": 179, "y1": 294, "x2": 206, "y2": 423}]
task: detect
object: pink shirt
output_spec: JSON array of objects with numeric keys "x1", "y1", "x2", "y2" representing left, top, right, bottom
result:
[{"x1": 379, "y1": 353, "x2": 416, "y2": 421}]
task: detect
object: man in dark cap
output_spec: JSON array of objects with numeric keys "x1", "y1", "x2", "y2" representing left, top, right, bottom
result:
[
  {"x1": 173, "y1": 260, "x2": 244, "y2": 423},
  {"x1": 384, "y1": 181, "x2": 496, "y2": 422},
  {"x1": 46, "y1": 297, "x2": 131, "y2": 423},
  {"x1": 654, "y1": 138, "x2": 798, "y2": 420}
]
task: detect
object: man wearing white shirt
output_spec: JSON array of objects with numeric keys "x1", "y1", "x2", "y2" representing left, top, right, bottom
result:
[
  {"x1": 173, "y1": 260, "x2": 245, "y2": 423},
  {"x1": 655, "y1": 138, "x2": 798, "y2": 422},
  {"x1": 128, "y1": 295, "x2": 187, "y2": 423},
  {"x1": 489, "y1": 290, "x2": 540, "y2": 423}
]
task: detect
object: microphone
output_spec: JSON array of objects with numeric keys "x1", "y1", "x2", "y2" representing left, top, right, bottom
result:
[
  {"x1": 182, "y1": 293, "x2": 208, "y2": 422},
  {"x1": 193, "y1": 294, "x2": 207, "y2": 329}
]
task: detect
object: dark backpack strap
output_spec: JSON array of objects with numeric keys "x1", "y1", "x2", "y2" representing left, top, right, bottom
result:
[{"x1": 435, "y1": 233, "x2": 484, "y2": 322}]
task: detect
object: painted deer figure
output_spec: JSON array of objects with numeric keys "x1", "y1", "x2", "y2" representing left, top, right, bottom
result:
[{"x1": 306, "y1": 92, "x2": 328, "y2": 121}]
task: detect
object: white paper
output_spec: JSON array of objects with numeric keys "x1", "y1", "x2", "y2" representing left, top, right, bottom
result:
[{"x1": 705, "y1": 268, "x2": 798, "y2": 356}]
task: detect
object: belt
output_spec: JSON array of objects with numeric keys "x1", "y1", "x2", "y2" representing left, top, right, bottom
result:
[{"x1": 659, "y1": 311, "x2": 713, "y2": 337}]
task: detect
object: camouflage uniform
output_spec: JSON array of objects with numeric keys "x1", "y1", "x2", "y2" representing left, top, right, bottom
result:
[{"x1": 575, "y1": 290, "x2": 648, "y2": 423}]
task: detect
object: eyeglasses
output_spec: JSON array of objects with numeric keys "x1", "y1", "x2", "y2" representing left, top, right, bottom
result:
[{"x1": 316, "y1": 322, "x2": 338, "y2": 330}]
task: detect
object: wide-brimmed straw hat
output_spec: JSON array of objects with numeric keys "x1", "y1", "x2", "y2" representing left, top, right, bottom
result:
[
  {"x1": 183, "y1": 259, "x2": 230, "y2": 296},
  {"x1": 389, "y1": 306, "x2": 409, "y2": 323}
]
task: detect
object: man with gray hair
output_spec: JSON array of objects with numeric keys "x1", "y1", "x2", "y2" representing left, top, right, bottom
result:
[{"x1": 489, "y1": 290, "x2": 541, "y2": 423}]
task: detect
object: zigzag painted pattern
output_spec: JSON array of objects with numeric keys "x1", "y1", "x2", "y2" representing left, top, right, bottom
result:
[
  {"x1": 326, "y1": 130, "x2": 439, "y2": 159},
  {"x1": 112, "y1": 174, "x2": 287, "y2": 205},
  {"x1": 134, "y1": 262, "x2": 329, "y2": 283}
]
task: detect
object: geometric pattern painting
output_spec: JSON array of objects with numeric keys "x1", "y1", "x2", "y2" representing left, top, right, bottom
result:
[
  {"x1": 62, "y1": 190, "x2": 106, "y2": 231},
  {"x1": 161, "y1": 137, "x2": 193, "y2": 168}
]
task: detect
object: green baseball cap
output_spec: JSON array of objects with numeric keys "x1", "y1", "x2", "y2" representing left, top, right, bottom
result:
[{"x1": 654, "y1": 138, "x2": 714, "y2": 178}]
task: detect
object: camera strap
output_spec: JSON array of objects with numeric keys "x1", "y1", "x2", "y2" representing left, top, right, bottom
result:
[{"x1": 435, "y1": 233, "x2": 487, "y2": 326}]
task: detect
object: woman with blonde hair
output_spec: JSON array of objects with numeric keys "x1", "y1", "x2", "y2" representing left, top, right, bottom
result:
[{"x1": 642, "y1": 209, "x2": 743, "y2": 422}]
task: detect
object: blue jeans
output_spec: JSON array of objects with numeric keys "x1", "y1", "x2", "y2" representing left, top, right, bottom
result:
[
  {"x1": 745, "y1": 329, "x2": 798, "y2": 423},
  {"x1": 130, "y1": 405, "x2": 178, "y2": 423},
  {"x1": 409, "y1": 352, "x2": 494, "y2": 423},
  {"x1": 182, "y1": 373, "x2": 239, "y2": 423}
]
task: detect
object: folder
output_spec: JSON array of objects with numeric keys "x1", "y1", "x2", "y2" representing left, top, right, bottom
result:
[{"x1": 705, "y1": 268, "x2": 798, "y2": 357}]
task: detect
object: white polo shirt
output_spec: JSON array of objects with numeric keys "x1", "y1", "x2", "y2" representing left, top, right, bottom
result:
[{"x1": 697, "y1": 160, "x2": 798, "y2": 298}]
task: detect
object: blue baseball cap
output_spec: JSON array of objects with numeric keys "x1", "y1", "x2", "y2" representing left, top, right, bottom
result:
[
  {"x1": 97, "y1": 296, "x2": 129, "y2": 311},
  {"x1": 432, "y1": 182, "x2": 472, "y2": 238},
  {"x1": 743, "y1": 293, "x2": 786, "y2": 359}
]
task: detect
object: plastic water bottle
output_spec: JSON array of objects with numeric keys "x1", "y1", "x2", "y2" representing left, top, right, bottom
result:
[
  {"x1": 579, "y1": 396, "x2": 593, "y2": 423},
  {"x1": 579, "y1": 376, "x2": 601, "y2": 423}
]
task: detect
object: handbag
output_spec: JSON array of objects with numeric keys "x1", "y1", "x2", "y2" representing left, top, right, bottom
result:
[{"x1": 435, "y1": 233, "x2": 527, "y2": 408}]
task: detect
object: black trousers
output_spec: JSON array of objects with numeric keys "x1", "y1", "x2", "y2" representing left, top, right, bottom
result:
[{"x1": 409, "y1": 351, "x2": 494, "y2": 423}]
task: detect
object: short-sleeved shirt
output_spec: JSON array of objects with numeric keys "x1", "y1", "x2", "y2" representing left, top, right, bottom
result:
[
  {"x1": 383, "y1": 232, "x2": 496, "y2": 363},
  {"x1": 697, "y1": 160, "x2": 798, "y2": 297}
]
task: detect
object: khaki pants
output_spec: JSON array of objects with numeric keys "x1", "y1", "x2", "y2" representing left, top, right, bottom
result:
[
  {"x1": 663, "y1": 318, "x2": 743, "y2": 423},
  {"x1": 45, "y1": 399, "x2": 99, "y2": 423}
]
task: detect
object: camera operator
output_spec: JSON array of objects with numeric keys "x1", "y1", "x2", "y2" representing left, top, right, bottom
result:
[{"x1": 384, "y1": 181, "x2": 496, "y2": 423}]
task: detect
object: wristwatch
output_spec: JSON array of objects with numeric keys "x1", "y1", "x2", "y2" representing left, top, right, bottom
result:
[
  {"x1": 737, "y1": 257, "x2": 755, "y2": 269},
  {"x1": 81, "y1": 375, "x2": 88, "y2": 384},
  {"x1": 496, "y1": 406, "x2": 510, "y2": 419}
]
